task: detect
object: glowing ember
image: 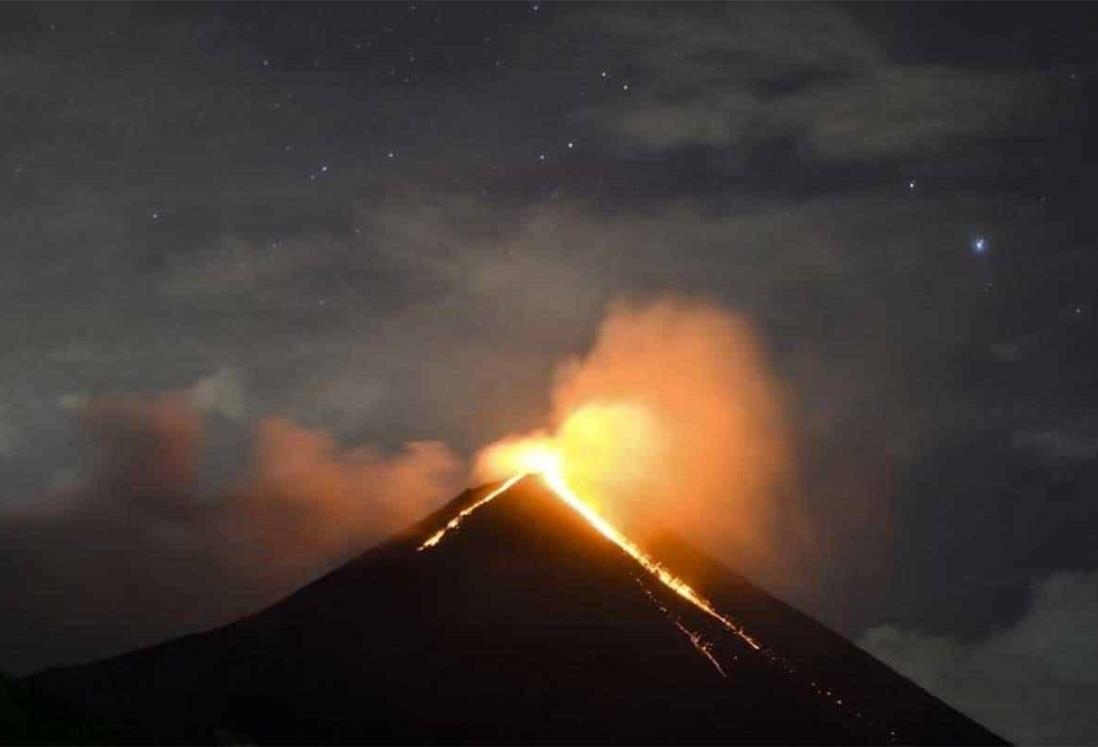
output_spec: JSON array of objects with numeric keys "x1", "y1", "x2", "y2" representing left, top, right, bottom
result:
[{"x1": 674, "y1": 621, "x2": 727, "y2": 677}]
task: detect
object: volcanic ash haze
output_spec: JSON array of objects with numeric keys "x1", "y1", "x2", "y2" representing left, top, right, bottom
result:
[{"x1": 476, "y1": 298, "x2": 793, "y2": 566}]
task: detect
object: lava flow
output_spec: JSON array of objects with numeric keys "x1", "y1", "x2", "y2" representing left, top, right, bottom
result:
[
  {"x1": 418, "y1": 457, "x2": 761, "y2": 652},
  {"x1": 418, "y1": 474, "x2": 525, "y2": 550}
]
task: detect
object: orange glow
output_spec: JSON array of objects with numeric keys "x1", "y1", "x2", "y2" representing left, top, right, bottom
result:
[
  {"x1": 418, "y1": 301, "x2": 789, "y2": 667},
  {"x1": 538, "y1": 466, "x2": 761, "y2": 650},
  {"x1": 474, "y1": 401, "x2": 667, "y2": 523},
  {"x1": 449, "y1": 300, "x2": 791, "y2": 651},
  {"x1": 475, "y1": 299, "x2": 792, "y2": 571},
  {"x1": 419, "y1": 459, "x2": 760, "y2": 651}
]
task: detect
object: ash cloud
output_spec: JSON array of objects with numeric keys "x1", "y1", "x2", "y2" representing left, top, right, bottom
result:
[
  {"x1": 0, "y1": 388, "x2": 462, "y2": 674},
  {"x1": 477, "y1": 298, "x2": 798, "y2": 574}
]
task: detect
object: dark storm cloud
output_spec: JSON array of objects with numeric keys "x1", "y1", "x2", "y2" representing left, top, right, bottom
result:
[{"x1": 1, "y1": 3, "x2": 1097, "y2": 740}]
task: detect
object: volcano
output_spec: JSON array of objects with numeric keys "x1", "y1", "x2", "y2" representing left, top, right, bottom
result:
[{"x1": 21, "y1": 476, "x2": 1003, "y2": 744}]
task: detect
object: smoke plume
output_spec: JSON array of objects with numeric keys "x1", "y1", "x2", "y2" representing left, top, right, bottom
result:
[{"x1": 476, "y1": 298, "x2": 793, "y2": 565}]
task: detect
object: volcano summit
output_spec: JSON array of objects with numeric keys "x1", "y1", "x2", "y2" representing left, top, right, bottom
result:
[{"x1": 21, "y1": 476, "x2": 1003, "y2": 744}]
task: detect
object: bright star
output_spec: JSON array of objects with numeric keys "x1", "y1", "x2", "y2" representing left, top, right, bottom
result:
[{"x1": 973, "y1": 237, "x2": 987, "y2": 254}]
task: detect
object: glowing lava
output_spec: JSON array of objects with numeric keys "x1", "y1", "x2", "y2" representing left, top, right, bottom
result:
[
  {"x1": 674, "y1": 621, "x2": 727, "y2": 678},
  {"x1": 418, "y1": 474, "x2": 525, "y2": 550},
  {"x1": 538, "y1": 466, "x2": 761, "y2": 651},
  {"x1": 418, "y1": 450, "x2": 761, "y2": 652}
]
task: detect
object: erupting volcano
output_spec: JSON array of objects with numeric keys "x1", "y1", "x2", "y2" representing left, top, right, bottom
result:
[
  {"x1": 21, "y1": 469, "x2": 1003, "y2": 744},
  {"x1": 15, "y1": 304, "x2": 1006, "y2": 743}
]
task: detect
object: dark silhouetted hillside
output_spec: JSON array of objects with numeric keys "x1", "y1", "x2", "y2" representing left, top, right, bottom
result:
[{"x1": 21, "y1": 476, "x2": 1005, "y2": 744}]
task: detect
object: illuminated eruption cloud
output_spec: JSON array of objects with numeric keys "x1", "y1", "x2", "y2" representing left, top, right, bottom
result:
[
  {"x1": 478, "y1": 298, "x2": 792, "y2": 565},
  {"x1": 422, "y1": 298, "x2": 792, "y2": 651}
]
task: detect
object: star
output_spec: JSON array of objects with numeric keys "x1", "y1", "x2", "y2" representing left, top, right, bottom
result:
[
  {"x1": 908, "y1": 180, "x2": 916, "y2": 190},
  {"x1": 973, "y1": 237, "x2": 988, "y2": 254},
  {"x1": 567, "y1": 141, "x2": 575, "y2": 149}
]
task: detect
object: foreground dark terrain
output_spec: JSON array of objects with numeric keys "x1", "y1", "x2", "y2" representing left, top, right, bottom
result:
[{"x1": 18, "y1": 477, "x2": 1004, "y2": 744}]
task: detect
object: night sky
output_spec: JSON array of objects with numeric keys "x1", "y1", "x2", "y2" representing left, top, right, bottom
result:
[{"x1": 2, "y1": 3, "x2": 1097, "y2": 742}]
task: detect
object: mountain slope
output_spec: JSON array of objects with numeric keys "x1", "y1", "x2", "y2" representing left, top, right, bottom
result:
[{"x1": 21, "y1": 476, "x2": 1004, "y2": 744}]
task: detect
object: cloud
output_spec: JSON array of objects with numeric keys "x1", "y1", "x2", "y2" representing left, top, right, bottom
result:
[
  {"x1": 1012, "y1": 429, "x2": 1098, "y2": 464},
  {"x1": 859, "y1": 569, "x2": 1098, "y2": 744},
  {"x1": 0, "y1": 393, "x2": 464, "y2": 674},
  {"x1": 57, "y1": 392, "x2": 88, "y2": 412},
  {"x1": 188, "y1": 366, "x2": 246, "y2": 420},
  {"x1": 79, "y1": 394, "x2": 204, "y2": 507},
  {"x1": 229, "y1": 417, "x2": 463, "y2": 561},
  {"x1": 159, "y1": 236, "x2": 326, "y2": 303},
  {"x1": 572, "y1": 5, "x2": 1045, "y2": 160}
]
